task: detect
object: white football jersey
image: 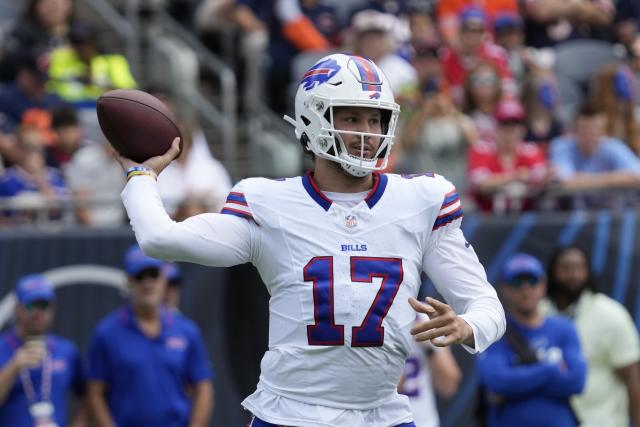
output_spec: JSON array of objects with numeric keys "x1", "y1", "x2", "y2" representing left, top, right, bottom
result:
[{"x1": 122, "y1": 171, "x2": 505, "y2": 426}]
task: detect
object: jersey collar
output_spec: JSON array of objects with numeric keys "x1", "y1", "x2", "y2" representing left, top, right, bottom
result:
[{"x1": 302, "y1": 171, "x2": 388, "y2": 211}]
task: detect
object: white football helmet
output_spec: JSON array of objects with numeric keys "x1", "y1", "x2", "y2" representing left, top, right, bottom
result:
[{"x1": 284, "y1": 53, "x2": 400, "y2": 177}]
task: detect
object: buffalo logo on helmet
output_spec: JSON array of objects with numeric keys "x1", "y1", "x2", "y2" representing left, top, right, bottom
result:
[{"x1": 301, "y1": 58, "x2": 341, "y2": 91}]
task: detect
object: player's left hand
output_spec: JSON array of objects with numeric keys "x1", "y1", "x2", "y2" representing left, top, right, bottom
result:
[{"x1": 409, "y1": 297, "x2": 475, "y2": 348}]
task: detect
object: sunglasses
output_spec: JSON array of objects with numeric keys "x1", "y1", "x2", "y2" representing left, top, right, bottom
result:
[
  {"x1": 133, "y1": 268, "x2": 161, "y2": 282},
  {"x1": 25, "y1": 300, "x2": 52, "y2": 311},
  {"x1": 507, "y1": 274, "x2": 540, "y2": 287}
]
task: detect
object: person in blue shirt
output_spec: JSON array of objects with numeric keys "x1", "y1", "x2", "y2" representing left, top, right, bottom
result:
[
  {"x1": 87, "y1": 245, "x2": 214, "y2": 427},
  {"x1": 477, "y1": 253, "x2": 586, "y2": 427},
  {"x1": 549, "y1": 103, "x2": 640, "y2": 207},
  {"x1": 0, "y1": 51, "x2": 64, "y2": 134},
  {"x1": 0, "y1": 274, "x2": 86, "y2": 427}
]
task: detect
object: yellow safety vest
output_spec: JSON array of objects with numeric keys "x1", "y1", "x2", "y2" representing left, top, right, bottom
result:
[{"x1": 47, "y1": 47, "x2": 137, "y2": 102}]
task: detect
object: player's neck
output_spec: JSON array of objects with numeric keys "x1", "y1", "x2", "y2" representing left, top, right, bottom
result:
[{"x1": 312, "y1": 161, "x2": 374, "y2": 193}]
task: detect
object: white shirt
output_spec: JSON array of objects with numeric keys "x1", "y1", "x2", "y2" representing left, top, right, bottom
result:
[{"x1": 122, "y1": 171, "x2": 505, "y2": 426}]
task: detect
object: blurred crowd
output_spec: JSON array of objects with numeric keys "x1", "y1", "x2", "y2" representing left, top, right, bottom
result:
[
  {"x1": 0, "y1": 0, "x2": 232, "y2": 228},
  {"x1": 1, "y1": 0, "x2": 640, "y2": 226}
]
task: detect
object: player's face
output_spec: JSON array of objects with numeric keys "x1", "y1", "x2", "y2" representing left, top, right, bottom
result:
[
  {"x1": 332, "y1": 107, "x2": 383, "y2": 160},
  {"x1": 552, "y1": 249, "x2": 589, "y2": 294},
  {"x1": 128, "y1": 267, "x2": 167, "y2": 310}
]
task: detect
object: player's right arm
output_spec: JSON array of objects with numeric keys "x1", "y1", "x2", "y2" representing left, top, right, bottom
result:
[{"x1": 117, "y1": 139, "x2": 255, "y2": 267}]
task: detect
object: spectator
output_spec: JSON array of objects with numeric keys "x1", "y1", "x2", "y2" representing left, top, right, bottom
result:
[
  {"x1": 0, "y1": 274, "x2": 86, "y2": 427},
  {"x1": 0, "y1": 0, "x2": 77, "y2": 82},
  {"x1": 351, "y1": 11, "x2": 417, "y2": 96},
  {"x1": 522, "y1": 0, "x2": 616, "y2": 48},
  {"x1": 395, "y1": 88, "x2": 477, "y2": 191},
  {"x1": 521, "y1": 69, "x2": 565, "y2": 149},
  {"x1": 64, "y1": 137, "x2": 125, "y2": 227},
  {"x1": 157, "y1": 117, "x2": 232, "y2": 217},
  {"x1": 549, "y1": 103, "x2": 640, "y2": 207},
  {"x1": 87, "y1": 245, "x2": 214, "y2": 427},
  {"x1": 45, "y1": 104, "x2": 84, "y2": 169},
  {"x1": 591, "y1": 63, "x2": 640, "y2": 155},
  {"x1": 436, "y1": 0, "x2": 518, "y2": 48},
  {"x1": 441, "y1": 6, "x2": 515, "y2": 106},
  {"x1": 47, "y1": 23, "x2": 137, "y2": 106},
  {"x1": 463, "y1": 61, "x2": 503, "y2": 143},
  {"x1": 493, "y1": 12, "x2": 529, "y2": 84},
  {"x1": 233, "y1": 0, "x2": 331, "y2": 114},
  {"x1": 0, "y1": 124, "x2": 67, "y2": 221},
  {"x1": 543, "y1": 247, "x2": 640, "y2": 427},
  {"x1": 0, "y1": 51, "x2": 63, "y2": 135},
  {"x1": 406, "y1": 1, "x2": 439, "y2": 49},
  {"x1": 398, "y1": 314, "x2": 461, "y2": 427},
  {"x1": 614, "y1": 0, "x2": 640, "y2": 49},
  {"x1": 477, "y1": 253, "x2": 586, "y2": 427},
  {"x1": 468, "y1": 99, "x2": 548, "y2": 212}
]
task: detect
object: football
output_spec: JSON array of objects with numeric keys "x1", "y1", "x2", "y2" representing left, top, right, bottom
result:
[{"x1": 97, "y1": 89, "x2": 182, "y2": 163}]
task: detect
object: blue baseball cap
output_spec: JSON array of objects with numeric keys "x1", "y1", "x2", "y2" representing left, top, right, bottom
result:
[
  {"x1": 16, "y1": 274, "x2": 55, "y2": 305},
  {"x1": 494, "y1": 12, "x2": 523, "y2": 34},
  {"x1": 162, "y1": 262, "x2": 182, "y2": 285},
  {"x1": 460, "y1": 6, "x2": 486, "y2": 28},
  {"x1": 501, "y1": 253, "x2": 545, "y2": 283},
  {"x1": 124, "y1": 244, "x2": 163, "y2": 276}
]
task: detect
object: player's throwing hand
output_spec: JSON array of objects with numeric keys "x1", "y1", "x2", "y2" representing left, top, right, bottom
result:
[
  {"x1": 114, "y1": 137, "x2": 181, "y2": 176},
  {"x1": 409, "y1": 297, "x2": 475, "y2": 347}
]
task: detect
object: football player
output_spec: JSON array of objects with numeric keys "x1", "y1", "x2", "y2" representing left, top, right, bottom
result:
[{"x1": 116, "y1": 53, "x2": 505, "y2": 427}]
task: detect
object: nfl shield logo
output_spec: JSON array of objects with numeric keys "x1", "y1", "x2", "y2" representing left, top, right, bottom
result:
[{"x1": 345, "y1": 215, "x2": 357, "y2": 228}]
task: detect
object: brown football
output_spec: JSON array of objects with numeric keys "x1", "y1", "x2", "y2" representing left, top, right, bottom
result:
[{"x1": 97, "y1": 89, "x2": 182, "y2": 163}]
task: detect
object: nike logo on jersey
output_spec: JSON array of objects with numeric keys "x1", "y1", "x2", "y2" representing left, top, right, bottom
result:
[{"x1": 341, "y1": 244, "x2": 368, "y2": 252}]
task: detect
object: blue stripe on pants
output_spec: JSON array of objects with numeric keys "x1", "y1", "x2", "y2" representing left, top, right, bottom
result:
[{"x1": 250, "y1": 417, "x2": 416, "y2": 427}]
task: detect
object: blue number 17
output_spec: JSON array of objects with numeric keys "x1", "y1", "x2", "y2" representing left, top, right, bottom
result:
[{"x1": 304, "y1": 256, "x2": 404, "y2": 347}]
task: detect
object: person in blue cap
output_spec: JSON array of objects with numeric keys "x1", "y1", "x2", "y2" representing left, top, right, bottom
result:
[
  {"x1": 476, "y1": 253, "x2": 587, "y2": 427},
  {"x1": 0, "y1": 274, "x2": 86, "y2": 427},
  {"x1": 87, "y1": 244, "x2": 214, "y2": 427}
]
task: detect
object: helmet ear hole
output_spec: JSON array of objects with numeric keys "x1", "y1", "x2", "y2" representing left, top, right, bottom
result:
[{"x1": 301, "y1": 115, "x2": 311, "y2": 126}]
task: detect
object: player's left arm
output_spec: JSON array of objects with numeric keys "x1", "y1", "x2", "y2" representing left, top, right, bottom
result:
[{"x1": 416, "y1": 203, "x2": 506, "y2": 353}]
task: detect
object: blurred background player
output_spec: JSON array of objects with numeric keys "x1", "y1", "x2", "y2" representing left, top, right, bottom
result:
[
  {"x1": 543, "y1": 246, "x2": 640, "y2": 427},
  {"x1": 116, "y1": 53, "x2": 505, "y2": 427},
  {"x1": 398, "y1": 313, "x2": 461, "y2": 427},
  {"x1": 0, "y1": 274, "x2": 86, "y2": 427},
  {"x1": 477, "y1": 253, "x2": 586, "y2": 427},
  {"x1": 87, "y1": 245, "x2": 214, "y2": 427}
]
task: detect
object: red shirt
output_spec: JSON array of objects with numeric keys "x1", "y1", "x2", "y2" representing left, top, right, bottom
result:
[
  {"x1": 468, "y1": 141, "x2": 547, "y2": 212},
  {"x1": 441, "y1": 42, "x2": 514, "y2": 104}
]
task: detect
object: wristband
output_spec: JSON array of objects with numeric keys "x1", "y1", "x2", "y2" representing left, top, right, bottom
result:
[{"x1": 125, "y1": 166, "x2": 157, "y2": 182}]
